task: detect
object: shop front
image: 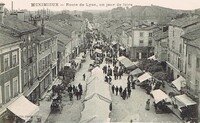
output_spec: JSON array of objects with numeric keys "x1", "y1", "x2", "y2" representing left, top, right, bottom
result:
[{"x1": 23, "y1": 81, "x2": 40, "y2": 104}]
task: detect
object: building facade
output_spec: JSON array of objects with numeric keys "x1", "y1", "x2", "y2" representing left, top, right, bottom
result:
[
  {"x1": 167, "y1": 17, "x2": 200, "y2": 81},
  {"x1": 36, "y1": 23, "x2": 58, "y2": 98},
  {"x1": 153, "y1": 27, "x2": 168, "y2": 62},
  {"x1": 128, "y1": 24, "x2": 157, "y2": 61}
]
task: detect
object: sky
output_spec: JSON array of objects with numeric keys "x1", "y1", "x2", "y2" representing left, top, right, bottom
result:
[{"x1": 1, "y1": 0, "x2": 200, "y2": 11}]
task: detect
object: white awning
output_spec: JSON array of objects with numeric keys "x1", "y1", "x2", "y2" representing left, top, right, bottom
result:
[
  {"x1": 151, "y1": 89, "x2": 170, "y2": 104},
  {"x1": 7, "y1": 95, "x2": 39, "y2": 122},
  {"x1": 137, "y1": 72, "x2": 152, "y2": 83},
  {"x1": 175, "y1": 94, "x2": 197, "y2": 106},
  {"x1": 120, "y1": 46, "x2": 125, "y2": 50},
  {"x1": 172, "y1": 76, "x2": 186, "y2": 91},
  {"x1": 117, "y1": 56, "x2": 136, "y2": 68},
  {"x1": 148, "y1": 55, "x2": 157, "y2": 60},
  {"x1": 130, "y1": 68, "x2": 143, "y2": 76},
  {"x1": 111, "y1": 41, "x2": 117, "y2": 45},
  {"x1": 94, "y1": 49, "x2": 102, "y2": 54},
  {"x1": 80, "y1": 95, "x2": 110, "y2": 123},
  {"x1": 64, "y1": 63, "x2": 71, "y2": 67}
]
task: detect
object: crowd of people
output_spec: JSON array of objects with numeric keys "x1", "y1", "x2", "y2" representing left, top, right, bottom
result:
[
  {"x1": 111, "y1": 74, "x2": 136, "y2": 100},
  {"x1": 67, "y1": 83, "x2": 83, "y2": 101}
]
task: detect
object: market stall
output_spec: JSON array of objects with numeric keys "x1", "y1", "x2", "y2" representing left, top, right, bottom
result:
[{"x1": 117, "y1": 56, "x2": 137, "y2": 73}]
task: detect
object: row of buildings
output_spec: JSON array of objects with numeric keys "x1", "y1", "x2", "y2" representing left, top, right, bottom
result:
[
  {"x1": 99, "y1": 13, "x2": 200, "y2": 121},
  {"x1": 153, "y1": 16, "x2": 200, "y2": 121},
  {"x1": 0, "y1": 3, "x2": 85, "y2": 123},
  {"x1": 100, "y1": 19, "x2": 158, "y2": 61}
]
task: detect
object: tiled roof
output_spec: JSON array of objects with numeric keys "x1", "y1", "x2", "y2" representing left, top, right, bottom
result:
[
  {"x1": 169, "y1": 17, "x2": 200, "y2": 28},
  {"x1": 182, "y1": 29, "x2": 200, "y2": 41},
  {"x1": 35, "y1": 28, "x2": 58, "y2": 42},
  {"x1": 0, "y1": 30, "x2": 19, "y2": 47},
  {"x1": 3, "y1": 15, "x2": 38, "y2": 33},
  {"x1": 153, "y1": 30, "x2": 168, "y2": 41},
  {"x1": 186, "y1": 38, "x2": 200, "y2": 49},
  {"x1": 50, "y1": 13, "x2": 83, "y2": 22},
  {"x1": 57, "y1": 33, "x2": 72, "y2": 45},
  {"x1": 46, "y1": 22, "x2": 72, "y2": 37}
]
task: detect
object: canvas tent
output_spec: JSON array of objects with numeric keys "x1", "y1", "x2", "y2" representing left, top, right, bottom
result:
[
  {"x1": 80, "y1": 95, "x2": 111, "y2": 123},
  {"x1": 130, "y1": 68, "x2": 143, "y2": 76},
  {"x1": 148, "y1": 55, "x2": 157, "y2": 60},
  {"x1": 91, "y1": 67, "x2": 104, "y2": 77},
  {"x1": 85, "y1": 77, "x2": 111, "y2": 103},
  {"x1": 117, "y1": 56, "x2": 136, "y2": 68},
  {"x1": 150, "y1": 89, "x2": 170, "y2": 103},
  {"x1": 137, "y1": 72, "x2": 152, "y2": 83},
  {"x1": 7, "y1": 95, "x2": 39, "y2": 122},
  {"x1": 172, "y1": 76, "x2": 186, "y2": 91},
  {"x1": 175, "y1": 94, "x2": 197, "y2": 106}
]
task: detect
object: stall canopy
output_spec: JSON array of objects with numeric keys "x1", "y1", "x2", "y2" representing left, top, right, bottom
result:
[
  {"x1": 117, "y1": 56, "x2": 136, "y2": 68},
  {"x1": 172, "y1": 76, "x2": 186, "y2": 91},
  {"x1": 80, "y1": 95, "x2": 110, "y2": 123},
  {"x1": 130, "y1": 68, "x2": 143, "y2": 76},
  {"x1": 147, "y1": 55, "x2": 157, "y2": 60},
  {"x1": 94, "y1": 49, "x2": 102, "y2": 54},
  {"x1": 91, "y1": 67, "x2": 104, "y2": 77},
  {"x1": 120, "y1": 46, "x2": 125, "y2": 50},
  {"x1": 7, "y1": 95, "x2": 39, "y2": 122},
  {"x1": 150, "y1": 89, "x2": 170, "y2": 103},
  {"x1": 85, "y1": 77, "x2": 111, "y2": 103},
  {"x1": 111, "y1": 41, "x2": 117, "y2": 46},
  {"x1": 175, "y1": 94, "x2": 197, "y2": 106},
  {"x1": 137, "y1": 72, "x2": 152, "y2": 83},
  {"x1": 64, "y1": 63, "x2": 71, "y2": 67}
]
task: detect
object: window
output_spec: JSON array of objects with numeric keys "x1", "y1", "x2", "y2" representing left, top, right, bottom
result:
[
  {"x1": 197, "y1": 57, "x2": 200, "y2": 69},
  {"x1": 188, "y1": 54, "x2": 191, "y2": 66},
  {"x1": 23, "y1": 48, "x2": 27, "y2": 63},
  {"x1": 28, "y1": 34, "x2": 31, "y2": 42},
  {"x1": 4, "y1": 54, "x2": 10, "y2": 71},
  {"x1": 168, "y1": 54, "x2": 170, "y2": 62},
  {"x1": 140, "y1": 32, "x2": 144, "y2": 37},
  {"x1": 149, "y1": 40, "x2": 152, "y2": 46},
  {"x1": 172, "y1": 40, "x2": 175, "y2": 49},
  {"x1": 29, "y1": 67, "x2": 32, "y2": 81},
  {"x1": 24, "y1": 70, "x2": 27, "y2": 86},
  {"x1": 45, "y1": 56, "x2": 48, "y2": 69},
  {"x1": 4, "y1": 81, "x2": 11, "y2": 102},
  {"x1": 178, "y1": 58, "x2": 181, "y2": 69},
  {"x1": 139, "y1": 40, "x2": 144, "y2": 46},
  {"x1": 33, "y1": 63, "x2": 36, "y2": 78},
  {"x1": 149, "y1": 32, "x2": 153, "y2": 37},
  {"x1": 12, "y1": 51, "x2": 18, "y2": 67},
  {"x1": 13, "y1": 77, "x2": 18, "y2": 97},
  {"x1": 179, "y1": 44, "x2": 182, "y2": 53},
  {"x1": 32, "y1": 43, "x2": 36, "y2": 56},
  {"x1": 28, "y1": 46, "x2": 31, "y2": 58}
]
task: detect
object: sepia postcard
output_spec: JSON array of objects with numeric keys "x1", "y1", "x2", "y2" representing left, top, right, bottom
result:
[{"x1": 0, "y1": 0, "x2": 199, "y2": 123}]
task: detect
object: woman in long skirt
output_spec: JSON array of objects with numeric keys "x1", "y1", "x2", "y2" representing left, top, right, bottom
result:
[{"x1": 145, "y1": 99, "x2": 150, "y2": 110}]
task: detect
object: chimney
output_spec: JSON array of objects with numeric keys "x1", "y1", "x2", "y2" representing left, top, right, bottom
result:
[
  {"x1": 0, "y1": 3, "x2": 5, "y2": 24},
  {"x1": 17, "y1": 11, "x2": 25, "y2": 21},
  {"x1": 11, "y1": 1, "x2": 13, "y2": 12},
  {"x1": 41, "y1": 18, "x2": 44, "y2": 36}
]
